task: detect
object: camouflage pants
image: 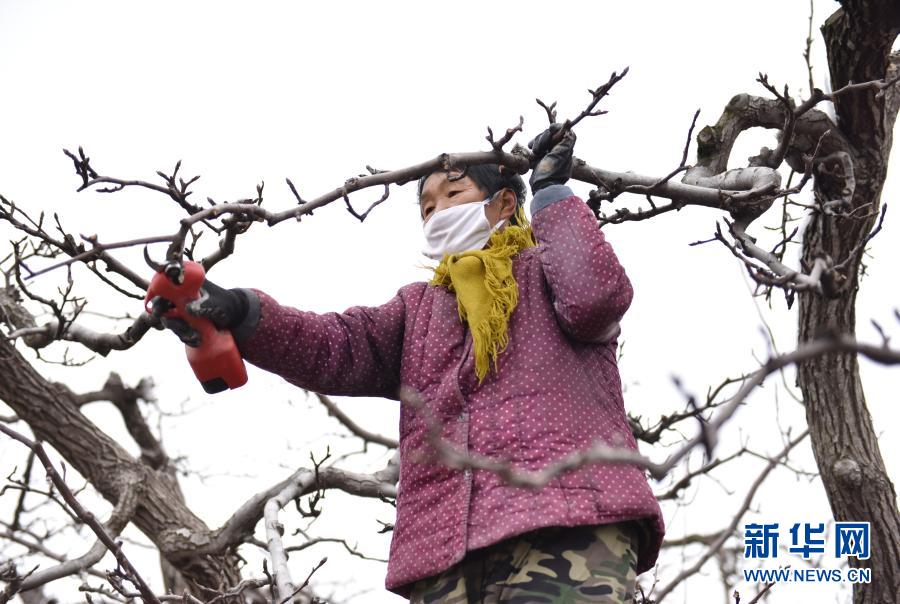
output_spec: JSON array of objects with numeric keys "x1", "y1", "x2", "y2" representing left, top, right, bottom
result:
[{"x1": 408, "y1": 521, "x2": 642, "y2": 604}]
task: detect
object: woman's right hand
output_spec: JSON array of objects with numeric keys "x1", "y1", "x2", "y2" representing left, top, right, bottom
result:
[{"x1": 151, "y1": 280, "x2": 248, "y2": 346}]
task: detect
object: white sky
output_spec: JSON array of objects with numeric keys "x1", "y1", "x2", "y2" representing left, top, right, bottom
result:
[{"x1": 0, "y1": 1, "x2": 897, "y2": 602}]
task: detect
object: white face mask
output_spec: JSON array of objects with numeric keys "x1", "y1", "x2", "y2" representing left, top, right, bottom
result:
[{"x1": 421, "y1": 194, "x2": 506, "y2": 261}]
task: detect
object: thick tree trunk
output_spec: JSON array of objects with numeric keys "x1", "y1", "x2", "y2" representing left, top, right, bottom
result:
[
  {"x1": 797, "y1": 5, "x2": 900, "y2": 603},
  {"x1": 0, "y1": 334, "x2": 242, "y2": 598}
]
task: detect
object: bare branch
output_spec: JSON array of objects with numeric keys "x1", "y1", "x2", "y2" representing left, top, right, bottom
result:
[
  {"x1": 655, "y1": 448, "x2": 748, "y2": 501},
  {"x1": 0, "y1": 424, "x2": 159, "y2": 604},
  {"x1": 803, "y1": 0, "x2": 815, "y2": 96},
  {"x1": 62, "y1": 374, "x2": 169, "y2": 472},
  {"x1": 745, "y1": 580, "x2": 776, "y2": 604},
  {"x1": 343, "y1": 183, "x2": 390, "y2": 223},
  {"x1": 399, "y1": 332, "x2": 900, "y2": 484},
  {"x1": 654, "y1": 431, "x2": 808, "y2": 602},
  {"x1": 0, "y1": 194, "x2": 148, "y2": 291},
  {"x1": 18, "y1": 482, "x2": 141, "y2": 593},
  {"x1": 65, "y1": 151, "x2": 205, "y2": 216},
  {"x1": 3, "y1": 311, "x2": 157, "y2": 356},
  {"x1": 313, "y1": 393, "x2": 398, "y2": 449},
  {"x1": 535, "y1": 98, "x2": 558, "y2": 124},
  {"x1": 0, "y1": 531, "x2": 108, "y2": 586},
  {"x1": 485, "y1": 115, "x2": 524, "y2": 152},
  {"x1": 24, "y1": 235, "x2": 173, "y2": 282},
  {"x1": 277, "y1": 557, "x2": 326, "y2": 604},
  {"x1": 208, "y1": 455, "x2": 398, "y2": 554},
  {"x1": 9, "y1": 451, "x2": 34, "y2": 532},
  {"x1": 563, "y1": 67, "x2": 630, "y2": 130},
  {"x1": 283, "y1": 536, "x2": 388, "y2": 563}
]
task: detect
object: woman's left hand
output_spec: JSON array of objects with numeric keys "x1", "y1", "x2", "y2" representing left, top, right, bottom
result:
[{"x1": 527, "y1": 123, "x2": 576, "y2": 194}]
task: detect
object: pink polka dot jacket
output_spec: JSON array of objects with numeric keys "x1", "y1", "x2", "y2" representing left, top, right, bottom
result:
[{"x1": 234, "y1": 187, "x2": 665, "y2": 598}]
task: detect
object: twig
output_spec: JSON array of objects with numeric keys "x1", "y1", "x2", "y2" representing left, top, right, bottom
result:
[
  {"x1": 563, "y1": 67, "x2": 630, "y2": 130},
  {"x1": 745, "y1": 580, "x2": 776, "y2": 604},
  {"x1": 655, "y1": 448, "x2": 747, "y2": 501},
  {"x1": 9, "y1": 451, "x2": 35, "y2": 531},
  {"x1": 313, "y1": 393, "x2": 398, "y2": 449},
  {"x1": 0, "y1": 530, "x2": 107, "y2": 584},
  {"x1": 0, "y1": 194, "x2": 148, "y2": 291},
  {"x1": 803, "y1": 0, "x2": 815, "y2": 96},
  {"x1": 278, "y1": 558, "x2": 326, "y2": 604},
  {"x1": 64, "y1": 151, "x2": 204, "y2": 216},
  {"x1": 485, "y1": 115, "x2": 524, "y2": 151},
  {"x1": 285, "y1": 178, "x2": 306, "y2": 205},
  {"x1": 283, "y1": 536, "x2": 387, "y2": 563},
  {"x1": 24, "y1": 235, "x2": 173, "y2": 281},
  {"x1": 343, "y1": 183, "x2": 390, "y2": 223},
  {"x1": 204, "y1": 577, "x2": 270, "y2": 604},
  {"x1": 621, "y1": 109, "x2": 701, "y2": 198},
  {"x1": 535, "y1": 99, "x2": 558, "y2": 124}
]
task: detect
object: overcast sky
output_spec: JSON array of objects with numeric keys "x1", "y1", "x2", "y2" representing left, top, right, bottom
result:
[{"x1": 1, "y1": 1, "x2": 897, "y2": 602}]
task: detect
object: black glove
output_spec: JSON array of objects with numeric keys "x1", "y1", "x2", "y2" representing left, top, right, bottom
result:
[
  {"x1": 185, "y1": 280, "x2": 248, "y2": 329},
  {"x1": 527, "y1": 123, "x2": 577, "y2": 194},
  {"x1": 152, "y1": 279, "x2": 248, "y2": 347}
]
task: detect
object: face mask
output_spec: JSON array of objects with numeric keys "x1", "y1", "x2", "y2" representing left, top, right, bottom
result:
[{"x1": 422, "y1": 194, "x2": 506, "y2": 260}]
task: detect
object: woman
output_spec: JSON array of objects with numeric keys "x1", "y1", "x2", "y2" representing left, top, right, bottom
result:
[{"x1": 161, "y1": 126, "x2": 665, "y2": 603}]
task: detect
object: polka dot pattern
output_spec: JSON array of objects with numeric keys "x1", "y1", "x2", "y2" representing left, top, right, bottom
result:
[{"x1": 238, "y1": 195, "x2": 665, "y2": 599}]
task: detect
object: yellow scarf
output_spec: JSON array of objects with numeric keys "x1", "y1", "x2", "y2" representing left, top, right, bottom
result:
[{"x1": 430, "y1": 205, "x2": 536, "y2": 383}]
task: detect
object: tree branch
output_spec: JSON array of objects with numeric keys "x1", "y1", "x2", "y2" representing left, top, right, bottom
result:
[
  {"x1": 313, "y1": 393, "x2": 398, "y2": 449},
  {"x1": 208, "y1": 454, "x2": 398, "y2": 554},
  {"x1": 17, "y1": 482, "x2": 141, "y2": 593},
  {"x1": 3, "y1": 312, "x2": 157, "y2": 355},
  {"x1": 0, "y1": 424, "x2": 159, "y2": 604}
]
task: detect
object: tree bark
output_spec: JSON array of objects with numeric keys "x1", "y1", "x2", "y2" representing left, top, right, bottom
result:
[{"x1": 797, "y1": 4, "x2": 900, "y2": 603}]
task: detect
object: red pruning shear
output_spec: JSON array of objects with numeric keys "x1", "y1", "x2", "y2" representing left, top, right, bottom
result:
[{"x1": 144, "y1": 253, "x2": 247, "y2": 393}]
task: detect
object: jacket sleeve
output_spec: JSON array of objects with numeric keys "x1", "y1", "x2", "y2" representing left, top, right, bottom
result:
[
  {"x1": 530, "y1": 184, "x2": 633, "y2": 343},
  {"x1": 230, "y1": 287, "x2": 410, "y2": 399}
]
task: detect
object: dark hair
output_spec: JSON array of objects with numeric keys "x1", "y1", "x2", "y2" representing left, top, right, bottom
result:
[{"x1": 417, "y1": 165, "x2": 527, "y2": 225}]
